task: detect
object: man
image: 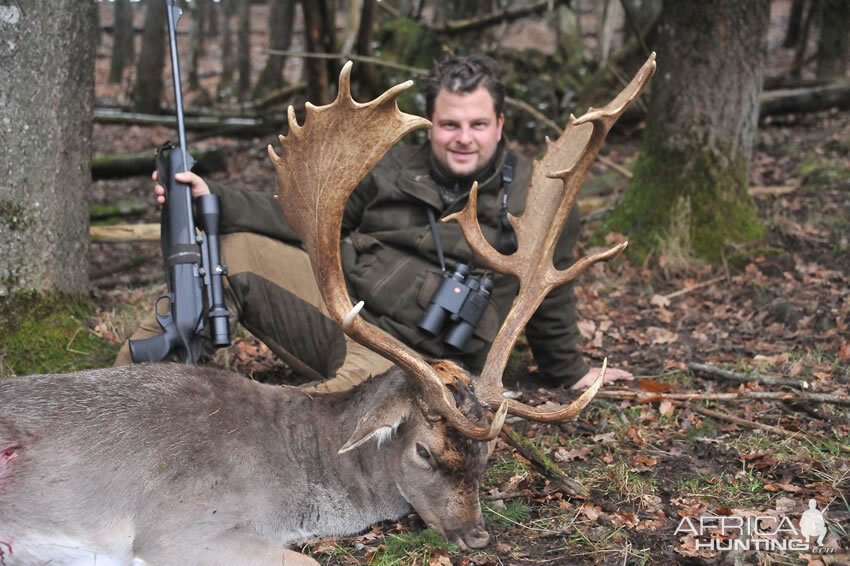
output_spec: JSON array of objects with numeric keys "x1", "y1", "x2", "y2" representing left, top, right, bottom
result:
[{"x1": 116, "y1": 55, "x2": 631, "y2": 392}]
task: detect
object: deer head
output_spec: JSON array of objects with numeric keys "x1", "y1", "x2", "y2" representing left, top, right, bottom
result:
[{"x1": 268, "y1": 54, "x2": 656, "y2": 436}]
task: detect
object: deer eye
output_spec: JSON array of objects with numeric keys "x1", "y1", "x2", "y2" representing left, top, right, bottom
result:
[{"x1": 415, "y1": 443, "x2": 432, "y2": 462}]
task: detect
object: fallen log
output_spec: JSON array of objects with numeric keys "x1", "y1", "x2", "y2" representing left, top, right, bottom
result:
[
  {"x1": 94, "y1": 108, "x2": 280, "y2": 137},
  {"x1": 760, "y1": 80, "x2": 850, "y2": 118},
  {"x1": 90, "y1": 223, "x2": 159, "y2": 242},
  {"x1": 92, "y1": 146, "x2": 229, "y2": 180}
]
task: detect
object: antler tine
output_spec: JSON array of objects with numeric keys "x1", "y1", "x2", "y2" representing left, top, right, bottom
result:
[
  {"x1": 268, "y1": 62, "x2": 507, "y2": 441},
  {"x1": 444, "y1": 53, "x2": 656, "y2": 419}
]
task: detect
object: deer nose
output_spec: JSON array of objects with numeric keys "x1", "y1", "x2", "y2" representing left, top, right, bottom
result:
[{"x1": 461, "y1": 524, "x2": 490, "y2": 549}]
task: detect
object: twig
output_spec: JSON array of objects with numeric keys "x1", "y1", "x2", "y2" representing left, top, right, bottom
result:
[
  {"x1": 439, "y1": 0, "x2": 554, "y2": 34},
  {"x1": 266, "y1": 49, "x2": 426, "y2": 76},
  {"x1": 688, "y1": 362, "x2": 810, "y2": 390},
  {"x1": 597, "y1": 389, "x2": 850, "y2": 407},
  {"x1": 499, "y1": 423, "x2": 590, "y2": 499},
  {"x1": 672, "y1": 401, "x2": 850, "y2": 453},
  {"x1": 481, "y1": 490, "x2": 532, "y2": 502},
  {"x1": 662, "y1": 276, "x2": 725, "y2": 300}
]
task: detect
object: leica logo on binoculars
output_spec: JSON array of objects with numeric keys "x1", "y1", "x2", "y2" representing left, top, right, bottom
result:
[{"x1": 419, "y1": 264, "x2": 494, "y2": 350}]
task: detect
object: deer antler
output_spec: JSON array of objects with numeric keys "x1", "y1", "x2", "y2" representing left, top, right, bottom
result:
[
  {"x1": 444, "y1": 53, "x2": 657, "y2": 421},
  {"x1": 268, "y1": 62, "x2": 507, "y2": 441}
]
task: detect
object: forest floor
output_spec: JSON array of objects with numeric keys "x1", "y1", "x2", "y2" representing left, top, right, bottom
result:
[{"x1": 80, "y1": 3, "x2": 850, "y2": 564}]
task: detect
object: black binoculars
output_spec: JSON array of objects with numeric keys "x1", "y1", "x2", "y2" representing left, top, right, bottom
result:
[{"x1": 418, "y1": 263, "x2": 494, "y2": 350}]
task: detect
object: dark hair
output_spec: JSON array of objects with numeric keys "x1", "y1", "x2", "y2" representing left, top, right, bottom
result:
[{"x1": 424, "y1": 54, "x2": 505, "y2": 118}]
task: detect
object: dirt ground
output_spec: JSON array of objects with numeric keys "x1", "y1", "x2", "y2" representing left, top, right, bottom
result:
[{"x1": 88, "y1": 2, "x2": 849, "y2": 564}]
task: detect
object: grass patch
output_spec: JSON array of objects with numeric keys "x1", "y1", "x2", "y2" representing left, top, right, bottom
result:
[
  {"x1": 0, "y1": 291, "x2": 117, "y2": 376},
  {"x1": 373, "y1": 529, "x2": 457, "y2": 566},
  {"x1": 607, "y1": 460, "x2": 657, "y2": 506},
  {"x1": 483, "y1": 499, "x2": 532, "y2": 527},
  {"x1": 684, "y1": 415, "x2": 719, "y2": 442},
  {"x1": 677, "y1": 470, "x2": 771, "y2": 507}
]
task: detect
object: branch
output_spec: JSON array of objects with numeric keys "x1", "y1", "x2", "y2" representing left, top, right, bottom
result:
[
  {"x1": 688, "y1": 362, "x2": 810, "y2": 390},
  {"x1": 674, "y1": 401, "x2": 850, "y2": 453},
  {"x1": 499, "y1": 423, "x2": 589, "y2": 499},
  {"x1": 266, "y1": 49, "x2": 427, "y2": 76},
  {"x1": 596, "y1": 389, "x2": 850, "y2": 407},
  {"x1": 439, "y1": 1, "x2": 556, "y2": 34}
]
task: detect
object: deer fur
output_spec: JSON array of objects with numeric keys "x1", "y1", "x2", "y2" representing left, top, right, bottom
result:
[{"x1": 0, "y1": 363, "x2": 492, "y2": 565}]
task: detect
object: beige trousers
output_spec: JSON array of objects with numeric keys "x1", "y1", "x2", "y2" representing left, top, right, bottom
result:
[{"x1": 114, "y1": 233, "x2": 393, "y2": 393}]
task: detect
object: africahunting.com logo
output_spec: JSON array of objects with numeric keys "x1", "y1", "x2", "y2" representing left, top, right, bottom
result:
[{"x1": 675, "y1": 499, "x2": 840, "y2": 554}]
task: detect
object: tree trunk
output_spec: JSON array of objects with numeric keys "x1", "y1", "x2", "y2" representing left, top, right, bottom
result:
[
  {"x1": 254, "y1": 0, "x2": 295, "y2": 98},
  {"x1": 108, "y1": 0, "x2": 135, "y2": 84},
  {"x1": 783, "y1": 0, "x2": 806, "y2": 48},
  {"x1": 219, "y1": 0, "x2": 236, "y2": 99},
  {"x1": 815, "y1": 0, "x2": 850, "y2": 80},
  {"x1": 132, "y1": 0, "x2": 167, "y2": 114},
  {"x1": 354, "y1": 0, "x2": 379, "y2": 98},
  {"x1": 205, "y1": 0, "x2": 219, "y2": 37},
  {"x1": 237, "y1": 0, "x2": 252, "y2": 101},
  {"x1": 790, "y1": 0, "x2": 817, "y2": 78},
  {"x1": 0, "y1": 1, "x2": 96, "y2": 296},
  {"x1": 188, "y1": 0, "x2": 208, "y2": 91},
  {"x1": 604, "y1": 0, "x2": 769, "y2": 262},
  {"x1": 302, "y1": 0, "x2": 331, "y2": 104}
]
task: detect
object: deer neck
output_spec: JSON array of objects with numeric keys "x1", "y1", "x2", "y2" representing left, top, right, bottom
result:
[{"x1": 268, "y1": 370, "x2": 413, "y2": 538}]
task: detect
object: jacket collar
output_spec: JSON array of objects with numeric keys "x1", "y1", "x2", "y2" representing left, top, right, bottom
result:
[{"x1": 398, "y1": 141, "x2": 510, "y2": 210}]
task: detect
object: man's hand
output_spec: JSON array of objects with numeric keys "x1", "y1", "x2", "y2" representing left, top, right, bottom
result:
[
  {"x1": 570, "y1": 366, "x2": 633, "y2": 390},
  {"x1": 152, "y1": 170, "x2": 211, "y2": 205}
]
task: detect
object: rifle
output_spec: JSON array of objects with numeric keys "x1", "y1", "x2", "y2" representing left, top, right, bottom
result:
[{"x1": 129, "y1": 0, "x2": 230, "y2": 364}]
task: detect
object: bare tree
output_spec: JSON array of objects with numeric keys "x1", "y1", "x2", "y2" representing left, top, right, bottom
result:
[
  {"x1": 254, "y1": 0, "x2": 296, "y2": 97},
  {"x1": 815, "y1": 0, "x2": 850, "y2": 80},
  {"x1": 604, "y1": 0, "x2": 770, "y2": 262},
  {"x1": 783, "y1": 0, "x2": 807, "y2": 48},
  {"x1": 219, "y1": 0, "x2": 237, "y2": 99},
  {"x1": 108, "y1": 0, "x2": 135, "y2": 84},
  {"x1": 237, "y1": 0, "x2": 252, "y2": 101},
  {"x1": 132, "y1": 0, "x2": 167, "y2": 113},
  {"x1": 302, "y1": 0, "x2": 335, "y2": 104},
  {"x1": 0, "y1": 1, "x2": 97, "y2": 297},
  {"x1": 354, "y1": 0, "x2": 379, "y2": 97},
  {"x1": 187, "y1": 0, "x2": 209, "y2": 90}
]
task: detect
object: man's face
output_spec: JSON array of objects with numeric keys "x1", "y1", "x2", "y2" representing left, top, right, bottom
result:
[{"x1": 428, "y1": 85, "x2": 505, "y2": 178}]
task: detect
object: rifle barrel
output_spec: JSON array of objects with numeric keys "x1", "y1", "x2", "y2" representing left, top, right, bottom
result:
[{"x1": 165, "y1": 0, "x2": 189, "y2": 172}]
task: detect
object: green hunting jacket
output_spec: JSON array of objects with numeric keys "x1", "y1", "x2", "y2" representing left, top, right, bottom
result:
[{"x1": 210, "y1": 140, "x2": 588, "y2": 385}]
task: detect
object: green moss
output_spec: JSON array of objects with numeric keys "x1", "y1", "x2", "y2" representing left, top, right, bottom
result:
[
  {"x1": 0, "y1": 198, "x2": 32, "y2": 232},
  {"x1": 0, "y1": 291, "x2": 117, "y2": 377},
  {"x1": 601, "y1": 138, "x2": 764, "y2": 263},
  {"x1": 727, "y1": 246, "x2": 785, "y2": 271},
  {"x1": 798, "y1": 157, "x2": 850, "y2": 189}
]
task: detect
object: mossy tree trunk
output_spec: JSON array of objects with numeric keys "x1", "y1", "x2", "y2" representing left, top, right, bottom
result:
[
  {"x1": 0, "y1": 1, "x2": 96, "y2": 297},
  {"x1": 604, "y1": 0, "x2": 769, "y2": 262}
]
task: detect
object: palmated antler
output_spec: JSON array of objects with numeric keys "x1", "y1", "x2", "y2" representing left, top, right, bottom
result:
[
  {"x1": 444, "y1": 53, "x2": 657, "y2": 421},
  {"x1": 268, "y1": 62, "x2": 507, "y2": 441}
]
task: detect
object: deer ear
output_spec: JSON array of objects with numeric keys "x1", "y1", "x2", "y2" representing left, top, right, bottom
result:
[{"x1": 338, "y1": 395, "x2": 413, "y2": 454}]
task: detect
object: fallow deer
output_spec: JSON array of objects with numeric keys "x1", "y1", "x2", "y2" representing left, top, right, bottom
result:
[{"x1": 0, "y1": 53, "x2": 655, "y2": 566}]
